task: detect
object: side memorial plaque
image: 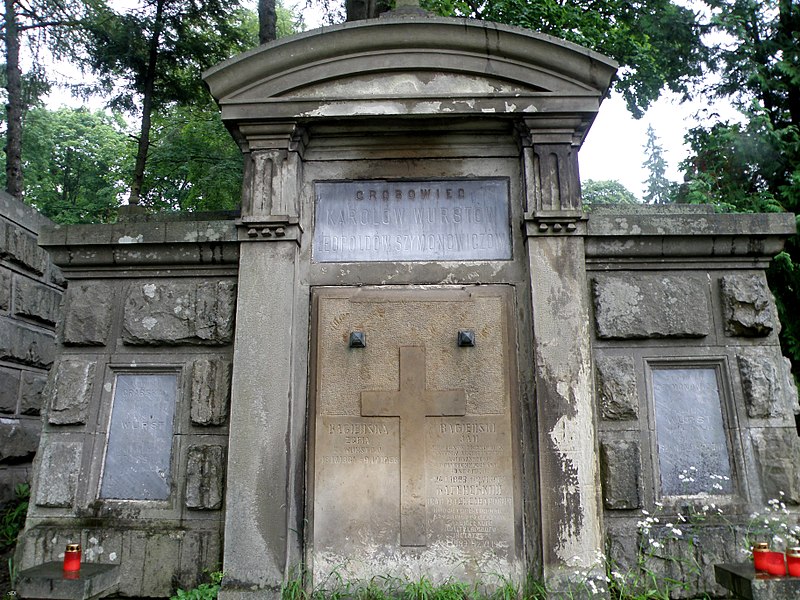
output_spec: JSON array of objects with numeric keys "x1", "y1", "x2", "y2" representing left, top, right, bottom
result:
[
  {"x1": 652, "y1": 367, "x2": 733, "y2": 496},
  {"x1": 312, "y1": 179, "x2": 511, "y2": 262},
  {"x1": 100, "y1": 373, "x2": 178, "y2": 500}
]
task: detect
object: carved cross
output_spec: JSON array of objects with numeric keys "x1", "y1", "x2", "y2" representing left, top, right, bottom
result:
[{"x1": 361, "y1": 346, "x2": 466, "y2": 546}]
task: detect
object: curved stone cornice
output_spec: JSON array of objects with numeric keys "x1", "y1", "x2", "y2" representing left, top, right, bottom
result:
[{"x1": 203, "y1": 18, "x2": 618, "y2": 122}]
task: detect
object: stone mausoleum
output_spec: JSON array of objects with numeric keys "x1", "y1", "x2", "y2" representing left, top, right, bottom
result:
[{"x1": 15, "y1": 15, "x2": 799, "y2": 599}]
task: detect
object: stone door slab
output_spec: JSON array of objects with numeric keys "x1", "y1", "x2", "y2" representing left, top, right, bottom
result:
[{"x1": 309, "y1": 286, "x2": 522, "y2": 585}]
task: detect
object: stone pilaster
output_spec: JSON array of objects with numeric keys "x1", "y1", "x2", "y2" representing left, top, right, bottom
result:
[
  {"x1": 221, "y1": 123, "x2": 307, "y2": 599},
  {"x1": 521, "y1": 122, "x2": 604, "y2": 592}
]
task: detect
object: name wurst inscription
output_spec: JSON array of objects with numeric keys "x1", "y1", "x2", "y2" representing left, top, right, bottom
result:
[
  {"x1": 313, "y1": 179, "x2": 511, "y2": 262},
  {"x1": 100, "y1": 373, "x2": 177, "y2": 500},
  {"x1": 653, "y1": 367, "x2": 733, "y2": 496}
]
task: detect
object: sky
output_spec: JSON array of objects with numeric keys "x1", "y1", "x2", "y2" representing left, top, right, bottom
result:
[
  {"x1": 287, "y1": 2, "x2": 741, "y2": 201},
  {"x1": 579, "y1": 92, "x2": 741, "y2": 199},
  {"x1": 40, "y1": 0, "x2": 740, "y2": 202}
]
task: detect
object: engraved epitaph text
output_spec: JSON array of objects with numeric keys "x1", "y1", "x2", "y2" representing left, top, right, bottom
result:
[
  {"x1": 312, "y1": 287, "x2": 520, "y2": 584},
  {"x1": 361, "y1": 346, "x2": 466, "y2": 546},
  {"x1": 653, "y1": 367, "x2": 733, "y2": 496},
  {"x1": 313, "y1": 179, "x2": 511, "y2": 262},
  {"x1": 100, "y1": 373, "x2": 178, "y2": 500}
]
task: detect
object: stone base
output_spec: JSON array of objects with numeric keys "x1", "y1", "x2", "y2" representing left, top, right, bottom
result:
[
  {"x1": 16, "y1": 563, "x2": 119, "y2": 600},
  {"x1": 715, "y1": 563, "x2": 800, "y2": 600}
]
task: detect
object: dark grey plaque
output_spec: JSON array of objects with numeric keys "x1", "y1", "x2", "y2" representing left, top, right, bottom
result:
[
  {"x1": 653, "y1": 368, "x2": 733, "y2": 496},
  {"x1": 100, "y1": 373, "x2": 177, "y2": 500},
  {"x1": 313, "y1": 179, "x2": 511, "y2": 262}
]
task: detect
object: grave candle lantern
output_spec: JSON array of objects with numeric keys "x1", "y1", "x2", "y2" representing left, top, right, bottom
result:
[
  {"x1": 753, "y1": 542, "x2": 770, "y2": 572},
  {"x1": 765, "y1": 550, "x2": 787, "y2": 576},
  {"x1": 787, "y1": 547, "x2": 800, "y2": 577},
  {"x1": 63, "y1": 543, "x2": 81, "y2": 573}
]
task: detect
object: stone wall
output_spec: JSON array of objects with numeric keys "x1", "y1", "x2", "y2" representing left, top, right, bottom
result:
[
  {"x1": 587, "y1": 205, "x2": 799, "y2": 597},
  {"x1": 16, "y1": 217, "x2": 239, "y2": 597},
  {"x1": 0, "y1": 192, "x2": 64, "y2": 506}
]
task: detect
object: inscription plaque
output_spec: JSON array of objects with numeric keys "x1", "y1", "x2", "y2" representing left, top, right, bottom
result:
[
  {"x1": 652, "y1": 367, "x2": 733, "y2": 496},
  {"x1": 100, "y1": 373, "x2": 178, "y2": 500},
  {"x1": 312, "y1": 179, "x2": 511, "y2": 262},
  {"x1": 311, "y1": 287, "x2": 520, "y2": 585}
]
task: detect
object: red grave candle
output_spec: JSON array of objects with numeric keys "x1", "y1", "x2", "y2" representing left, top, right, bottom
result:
[
  {"x1": 753, "y1": 543, "x2": 770, "y2": 572},
  {"x1": 787, "y1": 547, "x2": 800, "y2": 577},
  {"x1": 765, "y1": 551, "x2": 787, "y2": 576},
  {"x1": 63, "y1": 543, "x2": 81, "y2": 574}
]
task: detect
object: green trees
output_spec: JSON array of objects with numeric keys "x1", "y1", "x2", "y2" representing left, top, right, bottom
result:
[
  {"x1": 420, "y1": 0, "x2": 707, "y2": 116},
  {"x1": 1, "y1": 0, "x2": 94, "y2": 198},
  {"x1": 141, "y1": 103, "x2": 244, "y2": 213},
  {"x1": 678, "y1": 0, "x2": 800, "y2": 378},
  {"x1": 582, "y1": 180, "x2": 640, "y2": 206},
  {"x1": 20, "y1": 107, "x2": 129, "y2": 223},
  {"x1": 82, "y1": 0, "x2": 257, "y2": 206},
  {"x1": 642, "y1": 125, "x2": 673, "y2": 205}
]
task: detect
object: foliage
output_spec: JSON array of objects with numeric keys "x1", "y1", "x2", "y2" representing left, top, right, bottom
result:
[
  {"x1": 676, "y1": 0, "x2": 800, "y2": 382},
  {"x1": 606, "y1": 503, "x2": 707, "y2": 600},
  {"x1": 82, "y1": 2, "x2": 256, "y2": 115},
  {"x1": 171, "y1": 570, "x2": 224, "y2": 600},
  {"x1": 81, "y1": 0, "x2": 257, "y2": 204},
  {"x1": 0, "y1": 484, "x2": 30, "y2": 552},
  {"x1": 413, "y1": 0, "x2": 708, "y2": 117},
  {"x1": 280, "y1": 569, "x2": 535, "y2": 600},
  {"x1": 641, "y1": 126, "x2": 673, "y2": 205},
  {"x1": 139, "y1": 103, "x2": 242, "y2": 213},
  {"x1": 744, "y1": 492, "x2": 800, "y2": 554},
  {"x1": 1, "y1": 0, "x2": 100, "y2": 197},
  {"x1": 582, "y1": 179, "x2": 640, "y2": 206},
  {"x1": 18, "y1": 106, "x2": 130, "y2": 223}
]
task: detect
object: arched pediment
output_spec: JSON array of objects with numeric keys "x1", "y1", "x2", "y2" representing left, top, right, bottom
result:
[{"x1": 204, "y1": 18, "x2": 617, "y2": 121}]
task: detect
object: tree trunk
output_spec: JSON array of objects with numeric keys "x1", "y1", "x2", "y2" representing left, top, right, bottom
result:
[
  {"x1": 128, "y1": 0, "x2": 166, "y2": 206},
  {"x1": 4, "y1": 0, "x2": 24, "y2": 199},
  {"x1": 258, "y1": 0, "x2": 276, "y2": 44}
]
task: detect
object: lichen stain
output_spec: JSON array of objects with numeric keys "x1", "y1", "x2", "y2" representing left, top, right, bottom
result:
[{"x1": 118, "y1": 234, "x2": 144, "y2": 244}]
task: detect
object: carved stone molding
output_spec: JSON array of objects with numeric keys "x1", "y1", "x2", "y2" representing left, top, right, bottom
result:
[
  {"x1": 237, "y1": 216, "x2": 302, "y2": 244},
  {"x1": 523, "y1": 213, "x2": 587, "y2": 236},
  {"x1": 239, "y1": 123, "x2": 306, "y2": 223},
  {"x1": 518, "y1": 119, "x2": 585, "y2": 222}
]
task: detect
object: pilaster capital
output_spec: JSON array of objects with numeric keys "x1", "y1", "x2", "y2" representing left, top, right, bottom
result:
[{"x1": 236, "y1": 121, "x2": 307, "y2": 154}]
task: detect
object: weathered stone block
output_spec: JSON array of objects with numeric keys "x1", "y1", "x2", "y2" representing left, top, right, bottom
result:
[
  {"x1": 185, "y1": 444, "x2": 225, "y2": 510},
  {"x1": 785, "y1": 357, "x2": 799, "y2": 412},
  {"x1": 33, "y1": 440, "x2": 81, "y2": 507},
  {"x1": 61, "y1": 282, "x2": 115, "y2": 346},
  {"x1": 595, "y1": 355, "x2": 638, "y2": 420},
  {"x1": 751, "y1": 427, "x2": 800, "y2": 504},
  {"x1": 190, "y1": 358, "x2": 231, "y2": 426},
  {"x1": 738, "y1": 350, "x2": 782, "y2": 419},
  {"x1": 20, "y1": 370, "x2": 47, "y2": 415},
  {"x1": 0, "y1": 418, "x2": 40, "y2": 463},
  {"x1": 592, "y1": 274, "x2": 710, "y2": 339},
  {"x1": 0, "y1": 320, "x2": 55, "y2": 367},
  {"x1": 0, "y1": 221, "x2": 48, "y2": 274},
  {"x1": 177, "y1": 530, "x2": 223, "y2": 590},
  {"x1": 122, "y1": 280, "x2": 236, "y2": 345},
  {"x1": 137, "y1": 531, "x2": 186, "y2": 598},
  {"x1": 0, "y1": 267, "x2": 10, "y2": 311},
  {"x1": 599, "y1": 439, "x2": 641, "y2": 510},
  {"x1": 48, "y1": 359, "x2": 96, "y2": 425},
  {"x1": 0, "y1": 366, "x2": 21, "y2": 414},
  {"x1": 720, "y1": 274, "x2": 774, "y2": 337},
  {"x1": 13, "y1": 276, "x2": 62, "y2": 325},
  {"x1": 0, "y1": 467, "x2": 30, "y2": 505}
]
